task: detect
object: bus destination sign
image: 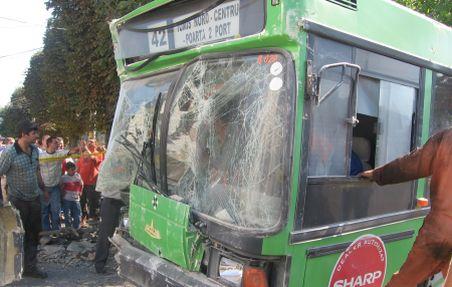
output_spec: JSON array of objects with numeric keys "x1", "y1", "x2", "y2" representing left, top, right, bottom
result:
[{"x1": 147, "y1": 0, "x2": 240, "y2": 53}]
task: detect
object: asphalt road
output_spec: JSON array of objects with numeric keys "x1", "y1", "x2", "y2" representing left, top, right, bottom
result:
[{"x1": 7, "y1": 262, "x2": 135, "y2": 287}]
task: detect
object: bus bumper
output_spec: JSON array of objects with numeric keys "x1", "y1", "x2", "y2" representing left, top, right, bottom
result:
[
  {"x1": 111, "y1": 233, "x2": 222, "y2": 287},
  {"x1": 0, "y1": 205, "x2": 24, "y2": 286}
]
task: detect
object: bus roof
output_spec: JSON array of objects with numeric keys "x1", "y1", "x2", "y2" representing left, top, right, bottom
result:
[{"x1": 296, "y1": 0, "x2": 451, "y2": 70}]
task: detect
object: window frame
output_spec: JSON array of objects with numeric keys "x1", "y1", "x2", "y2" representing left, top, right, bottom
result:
[
  {"x1": 429, "y1": 71, "x2": 452, "y2": 135},
  {"x1": 293, "y1": 33, "x2": 426, "y2": 240}
]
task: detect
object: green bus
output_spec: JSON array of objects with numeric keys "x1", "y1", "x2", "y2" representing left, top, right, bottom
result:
[{"x1": 102, "y1": 0, "x2": 452, "y2": 286}]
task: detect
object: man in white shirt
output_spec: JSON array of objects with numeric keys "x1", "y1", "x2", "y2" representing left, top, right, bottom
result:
[{"x1": 39, "y1": 136, "x2": 78, "y2": 231}]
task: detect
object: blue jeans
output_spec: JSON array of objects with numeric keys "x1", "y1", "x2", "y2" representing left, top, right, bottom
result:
[
  {"x1": 62, "y1": 200, "x2": 81, "y2": 229},
  {"x1": 40, "y1": 185, "x2": 61, "y2": 231}
]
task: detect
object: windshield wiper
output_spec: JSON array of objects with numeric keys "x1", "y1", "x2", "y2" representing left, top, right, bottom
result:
[
  {"x1": 116, "y1": 134, "x2": 161, "y2": 194},
  {"x1": 125, "y1": 47, "x2": 189, "y2": 72},
  {"x1": 149, "y1": 92, "x2": 163, "y2": 183}
]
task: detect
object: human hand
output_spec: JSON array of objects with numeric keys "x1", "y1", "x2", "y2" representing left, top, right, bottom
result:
[{"x1": 359, "y1": 170, "x2": 374, "y2": 181}]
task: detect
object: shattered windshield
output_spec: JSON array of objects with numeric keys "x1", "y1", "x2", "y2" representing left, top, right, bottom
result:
[
  {"x1": 165, "y1": 53, "x2": 293, "y2": 229},
  {"x1": 97, "y1": 71, "x2": 177, "y2": 194}
]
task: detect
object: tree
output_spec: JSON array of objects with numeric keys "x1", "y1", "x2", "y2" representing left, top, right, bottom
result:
[
  {"x1": 14, "y1": 1, "x2": 150, "y2": 140},
  {"x1": 0, "y1": 88, "x2": 31, "y2": 137},
  {"x1": 22, "y1": 52, "x2": 49, "y2": 125},
  {"x1": 395, "y1": 0, "x2": 452, "y2": 26}
]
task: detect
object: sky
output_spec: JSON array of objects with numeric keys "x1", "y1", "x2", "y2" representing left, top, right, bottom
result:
[{"x1": 0, "y1": 1, "x2": 51, "y2": 108}]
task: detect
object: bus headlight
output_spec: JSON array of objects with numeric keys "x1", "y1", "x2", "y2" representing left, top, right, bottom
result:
[
  {"x1": 219, "y1": 257, "x2": 243, "y2": 286},
  {"x1": 121, "y1": 217, "x2": 129, "y2": 229}
]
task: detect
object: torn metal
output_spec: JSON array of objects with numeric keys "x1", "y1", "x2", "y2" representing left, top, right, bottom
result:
[
  {"x1": 0, "y1": 205, "x2": 24, "y2": 286},
  {"x1": 111, "y1": 233, "x2": 222, "y2": 287}
]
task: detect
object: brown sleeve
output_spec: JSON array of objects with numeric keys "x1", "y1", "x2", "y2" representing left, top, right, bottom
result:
[{"x1": 372, "y1": 131, "x2": 443, "y2": 185}]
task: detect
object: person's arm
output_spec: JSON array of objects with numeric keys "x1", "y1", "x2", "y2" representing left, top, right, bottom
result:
[
  {"x1": 77, "y1": 174, "x2": 84, "y2": 195},
  {"x1": 58, "y1": 146, "x2": 80, "y2": 157},
  {"x1": 361, "y1": 132, "x2": 442, "y2": 185},
  {"x1": 0, "y1": 150, "x2": 12, "y2": 176},
  {"x1": 37, "y1": 164, "x2": 49, "y2": 201}
]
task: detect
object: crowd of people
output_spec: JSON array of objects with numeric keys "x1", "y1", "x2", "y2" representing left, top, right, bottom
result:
[{"x1": 0, "y1": 121, "x2": 106, "y2": 278}]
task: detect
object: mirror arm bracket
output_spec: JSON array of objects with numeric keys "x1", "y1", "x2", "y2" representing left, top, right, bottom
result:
[{"x1": 309, "y1": 62, "x2": 361, "y2": 105}]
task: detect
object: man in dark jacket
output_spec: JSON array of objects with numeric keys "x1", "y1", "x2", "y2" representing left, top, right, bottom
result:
[{"x1": 361, "y1": 127, "x2": 452, "y2": 286}]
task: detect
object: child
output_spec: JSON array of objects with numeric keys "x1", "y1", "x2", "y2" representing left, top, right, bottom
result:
[{"x1": 60, "y1": 162, "x2": 83, "y2": 229}]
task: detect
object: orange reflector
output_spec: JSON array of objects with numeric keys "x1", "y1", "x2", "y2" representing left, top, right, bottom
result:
[
  {"x1": 242, "y1": 266, "x2": 269, "y2": 287},
  {"x1": 417, "y1": 197, "x2": 429, "y2": 207}
]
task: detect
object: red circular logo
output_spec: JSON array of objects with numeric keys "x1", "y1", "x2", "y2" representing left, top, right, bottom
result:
[{"x1": 329, "y1": 234, "x2": 387, "y2": 287}]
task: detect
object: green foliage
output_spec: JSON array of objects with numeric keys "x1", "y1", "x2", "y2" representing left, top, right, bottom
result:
[
  {"x1": 15, "y1": 0, "x2": 150, "y2": 140},
  {"x1": 395, "y1": 0, "x2": 452, "y2": 26},
  {"x1": 0, "y1": 88, "x2": 31, "y2": 137}
]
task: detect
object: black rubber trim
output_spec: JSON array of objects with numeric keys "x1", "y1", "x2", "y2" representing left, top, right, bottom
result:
[
  {"x1": 290, "y1": 208, "x2": 428, "y2": 243},
  {"x1": 306, "y1": 230, "x2": 415, "y2": 258},
  {"x1": 301, "y1": 20, "x2": 452, "y2": 75}
]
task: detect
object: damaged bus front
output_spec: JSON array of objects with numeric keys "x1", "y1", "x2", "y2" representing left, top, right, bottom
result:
[
  {"x1": 103, "y1": 0, "x2": 451, "y2": 286},
  {"x1": 0, "y1": 205, "x2": 24, "y2": 286}
]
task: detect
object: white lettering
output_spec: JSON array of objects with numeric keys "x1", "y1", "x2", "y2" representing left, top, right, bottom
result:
[
  {"x1": 333, "y1": 271, "x2": 383, "y2": 287},
  {"x1": 353, "y1": 275, "x2": 363, "y2": 287},
  {"x1": 373, "y1": 271, "x2": 382, "y2": 282},
  {"x1": 363, "y1": 273, "x2": 373, "y2": 284}
]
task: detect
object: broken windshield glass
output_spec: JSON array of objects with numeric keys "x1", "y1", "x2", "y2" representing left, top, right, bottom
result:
[
  {"x1": 164, "y1": 53, "x2": 293, "y2": 229},
  {"x1": 97, "y1": 71, "x2": 177, "y2": 195}
]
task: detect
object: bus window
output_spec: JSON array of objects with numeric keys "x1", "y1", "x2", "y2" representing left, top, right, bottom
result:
[
  {"x1": 430, "y1": 72, "x2": 452, "y2": 134},
  {"x1": 352, "y1": 77, "x2": 416, "y2": 174},
  {"x1": 307, "y1": 37, "x2": 353, "y2": 177},
  {"x1": 300, "y1": 35, "x2": 420, "y2": 230},
  {"x1": 97, "y1": 71, "x2": 177, "y2": 195}
]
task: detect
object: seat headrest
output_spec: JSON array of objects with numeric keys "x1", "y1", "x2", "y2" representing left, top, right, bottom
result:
[{"x1": 352, "y1": 137, "x2": 371, "y2": 162}]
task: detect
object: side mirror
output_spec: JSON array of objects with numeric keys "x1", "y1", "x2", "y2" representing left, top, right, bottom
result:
[{"x1": 307, "y1": 62, "x2": 361, "y2": 106}]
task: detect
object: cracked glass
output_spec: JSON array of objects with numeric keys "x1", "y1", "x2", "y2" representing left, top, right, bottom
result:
[
  {"x1": 165, "y1": 53, "x2": 293, "y2": 229},
  {"x1": 96, "y1": 71, "x2": 177, "y2": 195}
]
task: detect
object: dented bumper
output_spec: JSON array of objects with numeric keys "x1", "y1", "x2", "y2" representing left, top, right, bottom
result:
[
  {"x1": 111, "y1": 232, "x2": 222, "y2": 287},
  {"x1": 0, "y1": 205, "x2": 24, "y2": 286}
]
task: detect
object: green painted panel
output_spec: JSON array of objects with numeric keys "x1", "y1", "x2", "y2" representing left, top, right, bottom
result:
[
  {"x1": 129, "y1": 185, "x2": 204, "y2": 271},
  {"x1": 417, "y1": 69, "x2": 433, "y2": 198},
  {"x1": 299, "y1": 0, "x2": 452, "y2": 69},
  {"x1": 422, "y1": 70, "x2": 433, "y2": 143},
  {"x1": 286, "y1": 217, "x2": 425, "y2": 287}
]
